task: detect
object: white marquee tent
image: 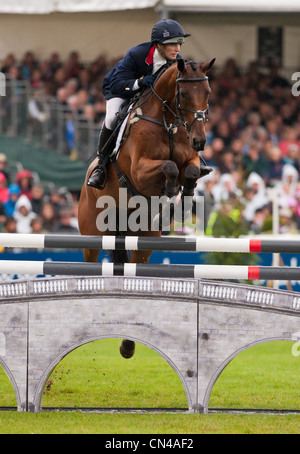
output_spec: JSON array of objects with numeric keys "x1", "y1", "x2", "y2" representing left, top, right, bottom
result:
[
  {"x1": 160, "y1": 0, "x2": 300, "y2": 13},
  {"x1": 1, "y1": 0, "x2": 300, "y2": 13}
]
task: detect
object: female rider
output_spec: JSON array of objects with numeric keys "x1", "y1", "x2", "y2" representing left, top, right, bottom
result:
[{"x1": 87, "y1": 19, "x2": 191, "y2": 189}]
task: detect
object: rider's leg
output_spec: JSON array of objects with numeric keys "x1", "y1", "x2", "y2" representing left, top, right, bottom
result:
[
  {"x1": 87, "y1": 125, "x2": 114, "y2": 188},
  {"x1": 87, "y1": 97, "x2": 125, "y2": 189}
]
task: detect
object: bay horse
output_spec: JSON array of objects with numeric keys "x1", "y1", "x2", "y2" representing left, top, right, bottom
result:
[{"x1": 78, "y1": 57, "x2": 215, "y2": 357}]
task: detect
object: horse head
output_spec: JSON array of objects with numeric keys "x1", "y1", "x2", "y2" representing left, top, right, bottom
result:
[{"x1": 176, "y1": 58, "x2": 215, "y2": 151}]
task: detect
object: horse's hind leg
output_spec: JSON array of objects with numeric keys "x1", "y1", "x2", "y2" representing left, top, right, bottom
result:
[
  {"x1": 119, "y1": 249, "x2": 155, "y2": 359},
  {"x1": 84, "y1": 248, "x2": 134, "y2": 358},
  {"x1": 109, "y1": 240, "x2": 135, "y2": 359},
  {"x1": 83, "y1": 248, "x2": 100, "y2": 263}
]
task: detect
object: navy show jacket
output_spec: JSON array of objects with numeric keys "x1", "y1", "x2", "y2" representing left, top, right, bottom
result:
[{"x1": 102, "y1": 42, "x2": 182, "y2": 100}]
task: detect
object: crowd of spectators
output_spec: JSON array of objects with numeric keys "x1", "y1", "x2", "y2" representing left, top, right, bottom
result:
[
  {"x1": 0, "y1": 154, "x2": 79, "y2": 248},
  {"x1": 1, "y1": 50, "x2": 109, "y2": 128},
  {"x1": 1, "y1": 50, "x2": 300, "y2": 237},
  {"x1": 195, "y1": 58, "x2": 300, "y2": 236}
]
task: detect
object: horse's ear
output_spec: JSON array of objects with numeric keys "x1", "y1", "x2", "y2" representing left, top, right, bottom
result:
[
  {"x1": 202, "y1": 58, "x2": 216, "y2": 74},
  {"x1": 177, "y1": 58, "x2": 185, "y2": 73}
]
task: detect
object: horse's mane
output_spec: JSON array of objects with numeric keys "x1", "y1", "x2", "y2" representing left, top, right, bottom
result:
[{"x1": 156, "y1": 60, "x2": 177, "y2": 80}]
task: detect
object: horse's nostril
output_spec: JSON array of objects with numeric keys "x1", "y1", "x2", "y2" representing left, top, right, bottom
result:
[
  {"x1": 200, "y1": 141, "x2": 206, "y2": 151},
  {"x1": 192, "y1": 137, "x2": 206, "y2": 151}
]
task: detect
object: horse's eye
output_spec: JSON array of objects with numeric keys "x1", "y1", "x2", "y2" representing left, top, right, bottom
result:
[{"x1": 180, "y1": 91, "x2": 188, "y2": 99}]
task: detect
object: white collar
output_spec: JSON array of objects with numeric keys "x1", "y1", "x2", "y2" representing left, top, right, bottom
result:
[{"x1": 153, "y1": 48, "x2": 167, "y2": 74}]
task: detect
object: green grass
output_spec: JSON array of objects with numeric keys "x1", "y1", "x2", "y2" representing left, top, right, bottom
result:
[
  {"x1": 43, "y1": 339, "x2": 186, "y2": 409},
  {"x1": 1, "y1": 412, "x2": 299, "y2": 434},
  {"x1": 0, "y1": 339, "x2": 299, "y2": 434},
  {"x1": 210, "y1": 340, "x2": 300, "y2": 410}
]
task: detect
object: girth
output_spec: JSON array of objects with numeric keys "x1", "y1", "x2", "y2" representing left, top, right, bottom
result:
[{"x1": 112, "y1": 160, "x2": 149, "y2": 199}]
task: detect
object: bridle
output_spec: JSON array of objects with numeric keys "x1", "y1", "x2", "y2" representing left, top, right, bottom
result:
[
  {"x1": 135, "y1": 71, "x2": 210, "y2": 134},
  {"x1": 175, "y1": 75, "x2": 209, "y2": 132}
]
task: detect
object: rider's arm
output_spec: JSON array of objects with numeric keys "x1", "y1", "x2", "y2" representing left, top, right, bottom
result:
[{"x1": 109, "y1": 50, "x2": 142, "y2": 98}]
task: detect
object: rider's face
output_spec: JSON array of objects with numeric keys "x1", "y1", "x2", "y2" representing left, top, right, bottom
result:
[{"x1": 157, "y1": 43, "x2": 181, "y2": 60}]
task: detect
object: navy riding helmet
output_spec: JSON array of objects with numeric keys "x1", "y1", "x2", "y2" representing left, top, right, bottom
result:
[{"x1": 151, "y1": 19, "x2": 191, "y2": 45}]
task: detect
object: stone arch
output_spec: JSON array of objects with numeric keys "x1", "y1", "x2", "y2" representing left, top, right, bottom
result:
[
  {"x1": 0, "y1": 356, "x2": 20, "y2": 409},
  {"x1": 203, "y1": 336, "x2": 295, "y2": 412},
  {"x1": 32, "y1": 334, "x2": 191, "y2": 412}
]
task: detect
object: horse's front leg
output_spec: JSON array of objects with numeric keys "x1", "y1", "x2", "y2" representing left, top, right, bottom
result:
[
  {"x1": 132, "y1": 157, "x2": 180, "y2": 231},
  {"x1": 161, "y1": 161, "x2": 180, "y2": 198},
  {"x1": 182, "y1": 163, "x2": 200, "y2": 197},
  {"x1": 152, "y1": 160, "x2": 180, "y2": 231},
  {"x1": 175, "y1": 163, "x2": 200, "y2": 223}
]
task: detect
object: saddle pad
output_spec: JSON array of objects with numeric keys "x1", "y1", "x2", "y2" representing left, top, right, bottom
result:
[
  {"x1": 112, "y1": 104, "x2": 143, "y2": 160},
  {"x1": 112, "y1": 112, "x2": 130, "y2": 160}
]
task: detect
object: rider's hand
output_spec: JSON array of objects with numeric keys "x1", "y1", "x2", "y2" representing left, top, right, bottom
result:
[{"x1": 138, "y1": 75, "x2": 154, "y2": 88}]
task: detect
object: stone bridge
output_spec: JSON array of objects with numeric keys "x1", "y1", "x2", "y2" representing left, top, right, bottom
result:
[{"x1": 0, "y1": 276, "x2": 299, "y2": 413}]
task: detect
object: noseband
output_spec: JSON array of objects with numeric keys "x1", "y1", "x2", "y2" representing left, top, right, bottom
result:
[{"x1": 176, "y1": 75, "x2": 209, "y2": 133}]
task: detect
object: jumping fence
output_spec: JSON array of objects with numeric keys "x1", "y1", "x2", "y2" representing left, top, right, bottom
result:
[{"x1": 1, "y1": 233, "x2": 300, "y2": 281}]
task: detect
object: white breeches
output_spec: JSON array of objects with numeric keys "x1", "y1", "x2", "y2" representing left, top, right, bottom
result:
[{"x1": 104, "y1": 97, "x2": 126, "y2": 130}]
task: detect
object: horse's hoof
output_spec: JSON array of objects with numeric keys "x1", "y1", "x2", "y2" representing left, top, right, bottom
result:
[{"x1": 119, "y1": 340, "x2": 135, "y2": 359}]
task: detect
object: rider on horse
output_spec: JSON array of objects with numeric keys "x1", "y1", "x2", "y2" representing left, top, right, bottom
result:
[{"x1": 87, "y1": 19, "x2": 191, "y2": 189}]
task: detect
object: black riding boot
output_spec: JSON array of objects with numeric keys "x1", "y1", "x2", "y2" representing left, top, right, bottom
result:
[{"x1": 87, "y1": 125, "x2": 114, "y2": 189}]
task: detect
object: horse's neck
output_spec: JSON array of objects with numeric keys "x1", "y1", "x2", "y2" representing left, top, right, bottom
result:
[
  {"x1": 149, "y1": 65, "x2": 177, "y2": 114},
  {"x1": 157, "y1": 65, "x2": 177, "y2": 100}
]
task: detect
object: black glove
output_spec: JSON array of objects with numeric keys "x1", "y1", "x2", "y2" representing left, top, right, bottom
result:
[{"x1": 138, "y1": 75, "x2": 154, "y2": 88}]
